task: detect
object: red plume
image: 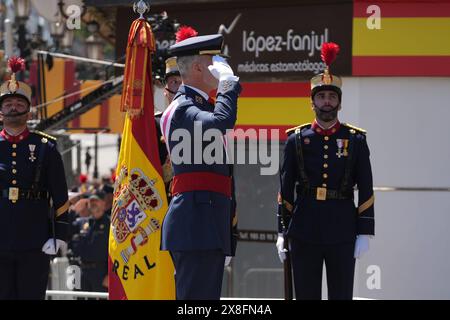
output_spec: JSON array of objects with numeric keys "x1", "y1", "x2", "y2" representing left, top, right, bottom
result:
[
  {"x1": 7, "y1": 56, "x2": 26, "y2": 74},
  {"x1": 176, "y1": 26, "x2": 198, "y2": 43},
  {"x1": 79, "y1": 174, "x2": 88, "y2": 184},
  {"x1": 321, "y1": 42, "x2": 340, "y2": 67}
]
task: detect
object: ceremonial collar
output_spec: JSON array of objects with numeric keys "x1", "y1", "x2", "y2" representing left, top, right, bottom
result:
[
  {"x1": 311, "y1": 119, "x2": 341, "y2": 136},
  {"x1": 0, "y1": 127, "x2": 30, "y2": 143}
]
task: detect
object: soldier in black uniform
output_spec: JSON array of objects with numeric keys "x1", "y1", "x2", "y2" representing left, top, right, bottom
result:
[
  {"x1": 101, "y1": 183, "x2": 114, "y2": 217},
  {"x1": 276, "y1": 43, "x2": 375, "y2": 300},
  {"x1": 71, "y1": 190, "x2": 110, "y2": 292},
  {"x1": 155, "y1": 57, "x2": 181, "y2": 201},
  {"x1": 66, "y1": 193, "x2": 90, "y2": 266},
  {"x1": 0, "y1": 57, "x2": 69, "y2": 299}
]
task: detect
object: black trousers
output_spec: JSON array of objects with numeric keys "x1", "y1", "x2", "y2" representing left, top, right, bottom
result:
[
  {"x1": 81, "y1": 266, "x2": 108, "y2": 293},
  {"x1": 170, "y1": 250, "x2": 225, "y2": 300},
  {"x1": 290, "y1": 239, "x2": 355, "y2": 300},
  {"x1": 0, "y1": 250, "x2": 50, "y2": 300}
]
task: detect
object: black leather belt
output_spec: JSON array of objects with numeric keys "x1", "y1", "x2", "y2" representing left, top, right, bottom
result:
[
  {"x1": 299, "y1": 187, "x2": 353, "y2": 201},
  {"x1": 81, "y1": 262, "x2": 106, "y2": 269},
  {"x1": 1, "y1": 188, "x2": 49, "y2": 201}
]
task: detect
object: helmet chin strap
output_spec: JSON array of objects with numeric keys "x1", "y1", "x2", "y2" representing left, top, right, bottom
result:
[
  {"x1": 317, "y1": 104, "x2": 339, "y2": 114},
  {"x1": 313, "y1": 103, "x2": 339, "y2": 122},
  {"x1": 0, "y1": 109, "x2": 29, "y2": 118},
  {"x1": 164, "y1": 87, "x2": 178, "y2": 95}
]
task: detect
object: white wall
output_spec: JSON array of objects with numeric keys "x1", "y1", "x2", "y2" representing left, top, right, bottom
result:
[
  {"x1": 342, "y1": 77, "x2": 450, "y2": 187},
  {"x1": 341, "y1": 77, "x2": 450, "y2": 299}
]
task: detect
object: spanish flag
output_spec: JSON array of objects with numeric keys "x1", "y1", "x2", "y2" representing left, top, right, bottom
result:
[
  {"x1": 236, "y1": 82, "x2": 315, "y2": 140},
  {"x1": 353, "y1": 0, "x2": 450, "y2": 76},
  {"x1": 108, "y1": 18, "x2": 175, "y2": 300}
]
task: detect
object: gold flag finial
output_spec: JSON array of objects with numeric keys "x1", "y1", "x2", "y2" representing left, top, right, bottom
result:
[{"x1": 133, "y1": 0, "x2": 150, "y2": 19}]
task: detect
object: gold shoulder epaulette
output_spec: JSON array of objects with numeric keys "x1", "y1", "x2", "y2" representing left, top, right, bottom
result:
[
  {"x1": 33, "y1": 130, "x2": 57, "y2": 141},
  {"x1": 285, "y1": 123, "x2": 311, "y2": 135},
  {"x1": 343, "y1": 123, "x2": 366, "y2": 134}
]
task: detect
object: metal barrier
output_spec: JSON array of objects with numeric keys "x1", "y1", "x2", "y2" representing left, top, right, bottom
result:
[
  {"x1": 373, "y1": 186, "x2": 450, "y2": 192},
  {"x1": 45, "y1": 290, "x2": 373, "y2": 300},
  {"x1": 242, "y1": 268, "x2": 284, "y2": 298},
  {"x1": 46, "y1": 290, "x2": 108, "y2": 300},
  {"x1": 45, "y1": 290, "x2": 286, "y2": 300},
  {"x1": 49, "y1": 257, "x2": 70, "y2": 293}
]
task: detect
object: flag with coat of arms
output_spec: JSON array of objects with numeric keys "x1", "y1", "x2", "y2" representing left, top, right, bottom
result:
[{"x1": 108, "y1": 15, "x2": 175, "y2": 300}]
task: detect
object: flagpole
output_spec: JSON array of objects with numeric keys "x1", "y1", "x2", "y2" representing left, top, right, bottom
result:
[{"x1": 109, "y1": 0, "x2": 175, "y2": 300}]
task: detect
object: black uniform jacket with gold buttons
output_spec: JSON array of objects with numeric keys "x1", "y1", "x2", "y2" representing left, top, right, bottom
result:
[
  {"x1": 278, "y1": 121, "x2": 375, "y2": 244},
  {"x1": 72, "y1": 213, "x2": 110, "y2": 264},
  {"x1": 0, "y1": 128, "x2": 69, "y2": 252}
]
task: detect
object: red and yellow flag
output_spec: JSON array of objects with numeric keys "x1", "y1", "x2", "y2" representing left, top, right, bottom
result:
[
  {"x1": 353, "y1": 0, "x2": 450, "y2": 76},
  {"x1": 108, "y1": 18, "x2": 175, "y2": 300},
  {"x1": 236, "y1": 82, "x2": 314, "y2": 140}
]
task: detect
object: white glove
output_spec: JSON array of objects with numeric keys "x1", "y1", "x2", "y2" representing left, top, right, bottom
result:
[
  {"x1": 276, "y1": 233, "x2": 287, "y2": 263},
  {"x1": 354, "y1": 235, "x2": 370, "y2": 259},
  {"x1": 42, "y1": 238, "x2": 66, "y2": 255},
  {"x1": 207, "y1": 55, "x2": 239, "y2": 82},
  {"x1": 224, "y1": 256, "x2": 232, "y2": 267}
]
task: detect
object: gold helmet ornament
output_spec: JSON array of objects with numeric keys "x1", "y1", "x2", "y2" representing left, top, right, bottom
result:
[
  {"x1": 0, "y1": 56, "x2": 32, "y2": 106},
  {"x1": 164, "y1": 56, "x2": 180, "y2": 80},
  {"x1": 310, "y1": 42, "x2": 342, "y2": 100}
]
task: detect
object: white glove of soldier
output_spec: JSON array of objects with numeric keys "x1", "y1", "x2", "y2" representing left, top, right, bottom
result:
[
  {"x1": 276, "y1": 233, "x2": 287, "y2": 263},
  {"x1": 224, "y1": 256, "x2": 232, "y2": 267},
  {"x1": 207, "y1": 55, "x2": 239, "y2": 82},
  {"x1": 354, "y1": 235, "x2": 370, "y2": 259},
  {"x1": 42, "y1": 238, "x2": 66, "y2": 255}
]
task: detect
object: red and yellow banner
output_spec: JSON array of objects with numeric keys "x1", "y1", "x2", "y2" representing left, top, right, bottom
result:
[
  {"x1": 353, "y1": 0, "x2": 450, "y2": 76},
  {"x1": 29, "y1": 58, "x2": 125, "y2": 134},
  {"x1": 108, "y1": 18, "x2": 175, "y2": 300},
  {"x1": 236, "y1": 82, "x2": 314, "y2": 140}
]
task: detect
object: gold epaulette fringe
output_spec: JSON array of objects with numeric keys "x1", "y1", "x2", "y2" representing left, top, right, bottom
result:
[
  {"x1": 33, "y1": 130, "x2": 57, "y2": 141},
  {"x1": 342, "y1": 123, "x2": 366, "y2": 134},
  {"x1": 285, "y1": 123, "x2": 311, "y2": 135}
]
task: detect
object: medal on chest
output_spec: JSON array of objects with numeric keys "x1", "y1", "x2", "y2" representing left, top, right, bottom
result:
[
  {"x1": 336, "y1": 139, "x2": 349, "y2": 158},
  {"x1": 29, "y1": 144, "x2": 36, "y2": 162},
  {"x1": 336, "y1": 139, "x2": 347, "y2": 158},
  {"x1": 343, "y1": 139, "x2": 349, "y2": 157}
]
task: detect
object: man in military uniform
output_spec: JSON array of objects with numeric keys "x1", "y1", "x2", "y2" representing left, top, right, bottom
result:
[
  {"x1": 0, "y1": 57, "x2": 69, "y2": 299},
  {"x1": 162, "y1": 56, "x2": 182, "y2": 105},
  {"x1": 71, "y1": 191, "x2": 110, "y2": 292},
  {"x1": 100, "y1": 183, "x2": 114, "y2": 217},
  {"x1": 155, "y1": 57, "x2": 182, "y2": 201},
  {"x1": 276, "y1": 43, "x2": 375, "y2": 300},
  {"x1": 160, "y1": 33, "x2": 241, "y2": 299}
]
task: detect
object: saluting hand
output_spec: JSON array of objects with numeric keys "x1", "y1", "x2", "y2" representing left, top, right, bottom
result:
[{"x1": 208, "y1": 55, "x2": 238, "y2": 82}]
